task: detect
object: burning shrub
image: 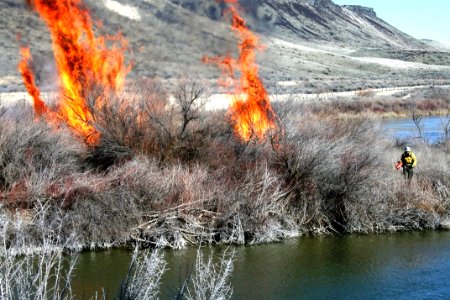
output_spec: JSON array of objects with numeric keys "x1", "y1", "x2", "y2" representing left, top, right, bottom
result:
[
  {"x1": 203, "y1": 0, "x2": 279, "y2": 142},
  {"x1": 20, "y1": 0, "x2": 131, "y2": 145},
  {"x1": 0, "y1": 98, "x2": 448, "y2": 249}
]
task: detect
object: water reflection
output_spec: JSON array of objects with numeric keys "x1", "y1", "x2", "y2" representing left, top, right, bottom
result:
[{"x1": 71, "y1": 249, "x2": 131, "y2": 298}]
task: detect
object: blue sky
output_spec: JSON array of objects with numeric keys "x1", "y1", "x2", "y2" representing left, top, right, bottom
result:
[{"x1": 333, "y1": 0, "x2": 450, "y2": 46}]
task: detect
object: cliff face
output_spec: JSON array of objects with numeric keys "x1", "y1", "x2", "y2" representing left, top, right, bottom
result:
[
  {"x1": 342, "y1": 5, "x2": 376, "y2": 17},
  {"x1": 164, "y1": 0, "x2": 430, "y2": 50},
  {"x1": 1, "y1": 0, "x2": 445, "y2": 85}
]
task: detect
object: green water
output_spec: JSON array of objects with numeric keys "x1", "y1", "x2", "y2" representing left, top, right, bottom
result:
[{"x1": 72, "y1": 231, "x2": 450, "y2": 299}]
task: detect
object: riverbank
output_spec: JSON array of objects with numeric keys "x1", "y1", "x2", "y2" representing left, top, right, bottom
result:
[
  {"x1": 0, "y1": 87, "x2": 448, "y2": 253},
  {"x1": 295, "y1": 86, "x2": 450, "y2": 119}
]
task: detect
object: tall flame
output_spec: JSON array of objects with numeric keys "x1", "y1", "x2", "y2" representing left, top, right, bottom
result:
[
  {"x1": 20, "y1": 0, "x2": 130, "y2": 144},
  {"x1": 18, "y1": 47, "x2": 47, "y2": 116},
  {"x1": 204, "y1": 0, "x2": 278, "y2": 142}
]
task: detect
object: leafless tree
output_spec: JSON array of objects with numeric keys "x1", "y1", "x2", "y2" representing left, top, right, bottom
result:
[
  {"x1": 439, "y1": 110, "x2": 450, "y2": 140},
  {"x1": 409, "y1": 102, "x2": 423, "y2": 138},
  {"x1": 172, "y1": 76, "x2": 207, "y2": 139}
]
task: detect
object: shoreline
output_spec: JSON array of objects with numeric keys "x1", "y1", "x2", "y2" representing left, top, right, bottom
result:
[
  {"x1": 0, "y1": 90, "x2": 448, "y2": 254},
  {"x1": 2, "y1": 187, "x2": 449, "y2": 254},
  {"x1": 328, "y1": 110, "x2": 449, "y2": 121},
  {"x1": 2, "y1": 218, "x2": 450, "y2": 255}
]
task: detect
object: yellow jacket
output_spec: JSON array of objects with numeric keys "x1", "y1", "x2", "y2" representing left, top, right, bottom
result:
[{"x1": 401, "y1": 151, "x2": 417, "y2": 167}]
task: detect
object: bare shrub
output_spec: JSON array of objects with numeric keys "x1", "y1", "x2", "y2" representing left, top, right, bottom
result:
[
  {"x1": 275, "y1": 108, "x2": 391, "y2": 233},
  {"x1": 0, "y1": 159, "x2": 149, "y2": 250},
  {"x1": 214, "y1": 163, "x2": 296, "y2": 244},
  {"x1": 87, "y1": 77, "x2": 211, "y2": 167},
  {"x1": 439, "y1": 111, "x2": 450, "y2": 140},
  {"x1": 386, "y1": 180, "x2": 442, "y2": 230},
  {"x1": 184, "y1": 249, "x2": 234, "y2": 300},
  {"x1": 0, "y1": 236, "x2": 233, "y2": 300},
  {"x1": 93, "y1": 156, "x2": 297, "y2": 247},
  {"x1": 116, "y1": 247, "x2": 234, "y2": 300},
  {"x1": 172, "y1": 76, "x2": 207, "y2": 140},
  {"x1": 0, "y1": 107, "x2": 83, "y2": 190},
  {"x1": 426, "y1": 86, "x2": 450, "y2": 100},
  {"x1": 303, "y1": 94, "x2": 449, "y2": 117},
  {"x1": 0, "y1": 247, "x2": 76, "y2": 300},
  {"x1": 118, "y1": 248, "x2": 166, "y2": 300},
  {"x1": 59, "y1": 157, "x2": 215, "y2": 248},
  {"x1": 0, "y1": 190, "x2": 82, "y2": 253},
  {"x1": 86, "y1": 79, "x2": 171, "y2": 166},
  {"x1": 409, "y1": 144, "x2": 450, "y2": 213},
  {"x1": 0, "y1": 206, "x2": 77, "y2": 299}
]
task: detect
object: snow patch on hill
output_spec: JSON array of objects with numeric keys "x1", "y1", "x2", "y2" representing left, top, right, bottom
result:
[{"x1": 103, "y1": 0, "x2": 141, "y2": 20}]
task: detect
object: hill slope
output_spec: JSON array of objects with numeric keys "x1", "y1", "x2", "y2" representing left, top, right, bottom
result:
[
  {"x1": 169, "y1": 0, "x2": 432, "y2": 50},
  {"x1": 1, "y1": 0, "x2": 449, "y2": 94}
]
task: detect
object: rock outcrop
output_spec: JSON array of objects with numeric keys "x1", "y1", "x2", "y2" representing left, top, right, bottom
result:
[
  {"x1": 164, "y1": 0, "x2": 429, "y2": 50},
  {"x1": 1, "y1": 0, "x2": 445, "y2": 83},
  {"x1": 343, "y1": 5, "x2": 377, "y2": 18}
]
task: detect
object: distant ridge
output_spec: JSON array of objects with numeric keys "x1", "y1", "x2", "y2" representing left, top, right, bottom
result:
[
  {"x1": 421, "y1": 39, "x2": 450, "y2": 52},
  {"x1": 1, "y1": 0, "x2": 449, "y2": 91},
  {"x1": 167, "y1": 0, "x2": 433, "y2": 50}
]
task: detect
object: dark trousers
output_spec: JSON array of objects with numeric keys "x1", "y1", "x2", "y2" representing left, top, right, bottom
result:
[{"x1": 403, "y1": 165, "x2": 414, "y2": 179}]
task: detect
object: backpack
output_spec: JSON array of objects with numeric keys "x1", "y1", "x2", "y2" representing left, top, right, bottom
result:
[{"x1": 403, "y1": 152, "x2": 413, "y2": 165}]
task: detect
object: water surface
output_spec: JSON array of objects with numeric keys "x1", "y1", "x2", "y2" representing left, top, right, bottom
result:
[
  {"x1": 72, "y1": 231, "x2": 450, "y2": 299},
  {"x1": 382, "y1": 116, "x2": 448, "y2": 143}
]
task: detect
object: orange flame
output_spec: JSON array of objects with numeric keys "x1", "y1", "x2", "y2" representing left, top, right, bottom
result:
[
  {"x1": 20, "y1": 0, "x2": 131, "y2": 145},
  {"x1": 204, "y1": 0, "x2": 278, "y2": 142},
  {"x1": 18, "y1": 47, "x2": 48, "y2": 116}
]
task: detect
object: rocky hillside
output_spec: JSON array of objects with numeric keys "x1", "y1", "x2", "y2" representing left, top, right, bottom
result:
[
  {"x1": 1, "y1": 0, "x2": 449, "y2": 94},
  {"x1": 167, "y1": 0, "x2": 432, "y2": 50}
]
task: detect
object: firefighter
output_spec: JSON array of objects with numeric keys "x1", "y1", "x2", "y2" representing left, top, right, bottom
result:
[{"x1": 400, "y1": 146, "x2": 416, "y2": 179}]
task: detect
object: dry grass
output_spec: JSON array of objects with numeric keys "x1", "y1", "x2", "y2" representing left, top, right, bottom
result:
[
  {"x1": 0, "y1": 81, "x2": 448, "y2": 252},
  {"x1": 307, "y1": 95, "x2": 450, "y2": 117},
  {"x1": 0, "y1": 105, "x2": 83, "y2": 191}
]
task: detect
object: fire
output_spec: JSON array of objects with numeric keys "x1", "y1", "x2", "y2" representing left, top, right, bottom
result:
[
  {"x1": 20, "y1": 0, "x2": 130, "y2": 145},
  {"x1": 18, "y1": 47, "x2": 47, "y2": 116},
  {"x1": 204, "y1": 0, "x2": 278, "y2": 142}
]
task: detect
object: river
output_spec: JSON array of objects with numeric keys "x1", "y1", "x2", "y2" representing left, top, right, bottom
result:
[
  {"x1": 71, "y1": 231, "x2": 450, "y2": 299},
  {"x1": 69, "y1": 116, "x2": 450, "y2": 299},
  {"x1": 381, "y1": 115, "x2": 448, "y2": 143}
]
